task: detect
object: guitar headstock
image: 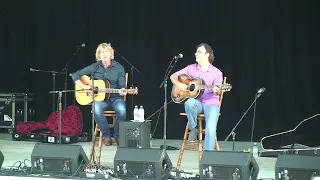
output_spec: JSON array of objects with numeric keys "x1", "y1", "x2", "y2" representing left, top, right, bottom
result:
[
  {"x1": 220, "y1": 83, "x2": 232, "y2": 92},
  {"x1": 127, "y1": 87, "x2": 139, "y2": 95}
]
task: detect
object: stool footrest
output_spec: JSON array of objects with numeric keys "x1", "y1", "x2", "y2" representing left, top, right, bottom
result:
[
  {"x1": 176, "y1": 115, "x2": 221, "y2": 171},
  {"x1": 185, "y1": 142, "x2": 203, "y2": 146}
]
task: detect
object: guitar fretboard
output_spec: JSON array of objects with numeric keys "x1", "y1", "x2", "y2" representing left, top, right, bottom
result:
[
  {"x1": 97, "y1": 89, "x2": 124, "y2": 93},
  {"x1": 96, "y1": 88, "x2": 134, "y2": 93},
  {"x1": 198, "y1": 85, "x2": 218, "y2": 89}
]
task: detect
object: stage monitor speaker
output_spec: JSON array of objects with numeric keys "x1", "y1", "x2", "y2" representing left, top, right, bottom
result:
[
  {"x1": 200, "y1": 151, "x2": 259, "y2": 180},
  {"x1": 114, "y1": 147, "x2": 172, "y2": 179},
  {"x1": 0, "y1": 150, "x2": 4, "y2": 168},
  {"x1": 275, "y1": 154, "x2": 320, "y2": 180},
  {"x1": 119, "y1": 121, "x2": 151, "y2": 148},
  {"x1": 31, "y1": 143, "x2": 89, "y2": 176}
]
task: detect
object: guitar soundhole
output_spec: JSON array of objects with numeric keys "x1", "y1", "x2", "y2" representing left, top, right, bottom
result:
[
  {"x1": 189, "y1": 84, "x2": 195, "y2": 92},
  {"x1": 93, "y1": 86, "x2": 99, "y2": 94},
  {"x1": 86, "y1": 87, "x2": 99, "y2": 99}
]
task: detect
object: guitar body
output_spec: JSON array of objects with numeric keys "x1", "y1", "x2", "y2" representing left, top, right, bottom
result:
[
  {"x1": 171, "y1": 74, "x2": 204, "y2": 104},
  {"x1": 75, "y1": 76, "x2": 110, "y2": 105},
  {"x1": 75, "y1": 75, "x2": 139, "y2": 105}
]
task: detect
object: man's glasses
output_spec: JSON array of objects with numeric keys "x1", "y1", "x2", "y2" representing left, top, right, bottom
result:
[{"x1": 195, "y1": 51, "x2": 207, "y2": 54}]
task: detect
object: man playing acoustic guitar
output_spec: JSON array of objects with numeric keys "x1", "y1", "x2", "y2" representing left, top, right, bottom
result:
[
  {"x1": 170, "y1": 43, "x2": 223, "y2": 151},
  {"x1": 72, "y1": 43, "x2": 127, "y2": 146}
]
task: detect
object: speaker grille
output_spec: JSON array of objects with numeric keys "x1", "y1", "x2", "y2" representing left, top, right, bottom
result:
[
  {"x1": 119, "y1": 121, "x2": 151, "y2": 148},
  {"x1": 275, "y1": 155, "x2": 320, "y2": 179},
  {"x1": 127, "y1": 139, "x2": 140, "y2": 148},
  {"x1": 31, "y1": 143, "x2": 88, "y2": 176},
  {"x1": 200, "y1": 151, "x2": 259, "y2": 180},
  {"x1": 114, "y1": 148, "x2": 172, "y2": 180}
]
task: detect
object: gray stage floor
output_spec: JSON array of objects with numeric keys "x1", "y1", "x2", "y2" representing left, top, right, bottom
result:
[{"x1": 0, "y1": 133, "x2": 276, "y2": 179}]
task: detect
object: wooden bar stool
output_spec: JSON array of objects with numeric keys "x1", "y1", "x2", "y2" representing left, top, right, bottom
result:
[
  {"x1": 176, "y1": 77, "x2": 228, "y2": 170},
  {"x1": 88, "y1": 116, "x2": 116, "y2": 166},
  {"x1": 88, "y1": 73, "x2": 128, "y2": 166}
]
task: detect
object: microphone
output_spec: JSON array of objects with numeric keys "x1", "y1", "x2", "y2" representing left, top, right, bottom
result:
[
  {"x1": 257, "y1": 87, "x2": 266, "y2": 94},
  {"x1": 173, "y1": 54, "x2": 183, "y2": 59},
  {"x1": 77, "y1": 43, "x2": 85, "y2": 48}
]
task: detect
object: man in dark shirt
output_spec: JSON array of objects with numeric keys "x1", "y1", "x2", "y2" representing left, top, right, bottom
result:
[{"x1": 72, "y1": 42, "x2": 127, "y2": 146}]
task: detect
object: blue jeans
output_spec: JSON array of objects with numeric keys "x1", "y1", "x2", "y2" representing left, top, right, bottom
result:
[
  {"x1": 184, "y1": 98, "x2": 220, "y2": 150},
  {"x1": 94, "y1": 98, "x2": 126, "y2": 139}
]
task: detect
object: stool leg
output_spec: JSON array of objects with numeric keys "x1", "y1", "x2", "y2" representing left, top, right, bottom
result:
[
  {"x1": 215, "y1": 136, "x2": 220, "y2": 151},
  {"x1": 176, "y1": 122, "x2": 190, "y2": 170},
  {"x1": 97, "y1": 127, "x2": 103, "y2": 166},
  {"x1": 198, "y1": 119, "x2": 203, "y2": 162},
  {"x1": 89, "y1": 124, "x2": 99, "y2": 163}
]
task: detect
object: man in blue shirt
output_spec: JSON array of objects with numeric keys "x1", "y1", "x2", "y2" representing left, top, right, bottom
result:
[{"x1": 72, "y1": 43, "x2": 127, "y2": 146}]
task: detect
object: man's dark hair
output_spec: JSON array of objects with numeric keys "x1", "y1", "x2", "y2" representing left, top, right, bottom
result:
[{"x1": 196, "y1": 43, "x2": 215, "y2": 63}]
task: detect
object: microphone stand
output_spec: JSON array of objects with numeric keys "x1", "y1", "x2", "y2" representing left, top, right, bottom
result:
[
  {"x1": 159, "y1": 56, "x2": 180, "y2": 152},
  {"x1": 250, "y1": 93, "x2": 259, "y2": 142},
  {"x1": 89, "y1": 61, "x2": 101, "y2": 165},
  {"x1": 114, "y1": 49, "x2": 141, "y2": 118},
  {"x1": 224, "y1": 91, "x2": 264, "y2": 142},
  {"x1": 61, "y1": 45, "x2": 83, "y2": 109},
  {"x1": 49, "y1": 89, "x2": 84, "y2": 144},
  {"x1": 30, "y1": 68, "x2": 66, "y2": 112}
]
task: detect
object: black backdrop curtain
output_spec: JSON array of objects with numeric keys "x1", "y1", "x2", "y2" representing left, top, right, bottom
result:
[{"x1": 1, "y1": 0, "x2": 319, "y2": 142}]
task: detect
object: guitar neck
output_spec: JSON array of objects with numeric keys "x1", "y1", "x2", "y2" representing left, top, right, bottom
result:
[
  {"x1": 199, "y1": 85, "x2": 219, "y2": 89},
  {"x1": 98, "y1": 88, "x2": 125, "y2": 93}
]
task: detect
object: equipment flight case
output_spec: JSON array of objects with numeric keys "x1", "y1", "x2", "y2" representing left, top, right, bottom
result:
[{"x1": 0, "y1": 93, "x2": 36, "y2": 134}]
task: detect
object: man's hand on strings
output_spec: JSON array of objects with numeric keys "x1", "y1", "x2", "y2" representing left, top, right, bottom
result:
[
  {"x1": 213, "y1": 86, "x2": 222, "y2": 95},
  {"x1": 119, "y1": 88, "x2": 127, "y2": 96}
]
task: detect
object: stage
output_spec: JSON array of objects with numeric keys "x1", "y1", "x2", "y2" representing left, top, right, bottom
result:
[{"x1": 0, "y1": 133, "x2": 276, "y2": 179}]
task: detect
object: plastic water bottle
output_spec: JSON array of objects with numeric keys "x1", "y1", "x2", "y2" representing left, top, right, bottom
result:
[
  {"x1": 133, "y1": 105, "x2": 139, "y2": 120},
  {"x1": 253, "y1": 143, "x2": 258, "y2": 158},
  {"x1": 139, "y1": 105, "x2": 145, "y2": 121}
]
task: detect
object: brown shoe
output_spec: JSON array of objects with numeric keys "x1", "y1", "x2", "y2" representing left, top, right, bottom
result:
[
  {"x1": 115, "y1": 138, "x2": 120, "y2": 147},
  {"x1": 104, "y1": 138, "x2": 112, "y2": 146}
]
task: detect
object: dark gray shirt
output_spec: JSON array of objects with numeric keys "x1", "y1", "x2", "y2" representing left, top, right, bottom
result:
[{"x1": 72, "y1": 60, "x2": 125, "y2": 99}]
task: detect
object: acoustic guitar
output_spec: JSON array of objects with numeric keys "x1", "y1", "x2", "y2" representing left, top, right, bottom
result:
[
  {"x1": 171, "y1": 74, "x2": 232, "y2": 103},
  {"x1": 75, "y1": 75, "x2": 138, "y2": 105}
]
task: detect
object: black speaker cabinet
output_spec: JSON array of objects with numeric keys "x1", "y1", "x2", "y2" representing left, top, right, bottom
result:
[
  {"x1": 199, "y1": 151, "x2": 259, "y2": 180},
  {"x1": 275, "y1": 154, "x2": 320, "y2": 179},
  {"x1": 0, "y1": 150, "x2": 4, "y2": 168},
  {"x1": 31, "y1": 143, "x2": 89, "y2": 176},
  {"x1": 119, "y1": 121, "x2": 151, "y2": 148},
  {"x1": 114, "y1": 147, "x2": 172, "y2": 179}
]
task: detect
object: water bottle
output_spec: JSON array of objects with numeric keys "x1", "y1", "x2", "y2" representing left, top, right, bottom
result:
[
  {"x1": 133, "y1": 105, "x2": 139, "y2": 120},
  {"x1": 139, "y1": 105, "x2": 145, "y2": 121},
  {"x1": 253, "y1": 143, "x2": 258, "y2": 158}
]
